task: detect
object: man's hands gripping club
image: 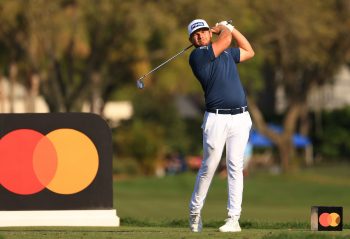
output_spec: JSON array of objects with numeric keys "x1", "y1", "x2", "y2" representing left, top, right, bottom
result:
[
  {"x1": 212, "y1": 19, "x2": 254, "y2": 62},
  {"x1": 212, "y1": 20, "x2": 235, "y2": 34},
  {"x1": 210, "y1": 20, "x2": 234, "y2": 57}
]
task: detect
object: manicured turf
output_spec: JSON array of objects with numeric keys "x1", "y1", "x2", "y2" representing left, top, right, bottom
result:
[
  {"x1": 0, "y1": 227, "x2": 349, "y2": 239},
  {"x1": 0, "y1": 164, "x2": 349, "y2": 238},
  {"x1": 115, "y1": 164, "x2": 350, "y2": 224}
]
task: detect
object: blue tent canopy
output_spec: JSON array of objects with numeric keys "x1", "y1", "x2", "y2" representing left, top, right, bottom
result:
[
  {"x1": 249, "y1": 124, "x2": 311, "y2": 148},
  {"x1": 249, "y1": 131, "x2": 273, "y2": 147},
  {"x1": 293, "y1": 134, "x2": 312, "y2": 148}
]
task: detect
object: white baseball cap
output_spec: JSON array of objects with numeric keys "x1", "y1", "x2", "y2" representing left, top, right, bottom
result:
[{"x1": 188, "y1": 19, "x2": 210, "y2": 37}]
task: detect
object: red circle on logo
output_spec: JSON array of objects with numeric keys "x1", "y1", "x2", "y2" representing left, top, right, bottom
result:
[
  {"x1": 319, "y1": 213, "x2": 332, "y2": 227},
  {"x1": 0, "y1": 129, "x2": 57, "y2": 195}
]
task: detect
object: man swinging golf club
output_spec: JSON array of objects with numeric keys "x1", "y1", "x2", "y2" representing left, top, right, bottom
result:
[{"x1": 187, "y1": 19, "x2": 254, "y2": 232}]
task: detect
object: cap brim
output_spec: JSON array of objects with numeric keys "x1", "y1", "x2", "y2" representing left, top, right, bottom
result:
[{"x1": 189, "y1": 27, "x2": 210, "y2": 37}]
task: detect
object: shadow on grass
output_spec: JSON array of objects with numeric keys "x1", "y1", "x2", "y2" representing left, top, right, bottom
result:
[
  {"x1": 122, "y1": 217, "x2": 309, "y2": 228},
  {"x1": 122, "y1": 217, "x2": 349, "y2": 230}
]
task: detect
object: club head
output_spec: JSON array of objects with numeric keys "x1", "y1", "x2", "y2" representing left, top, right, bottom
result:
[{"x1": 136, "y1": 79, "x2": 144, "y2": 89}]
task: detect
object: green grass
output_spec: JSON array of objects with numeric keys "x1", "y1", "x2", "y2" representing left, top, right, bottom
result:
[
  {"x1": 0, "y1": 227, "x2": 349, "y2": 239},
  {"x1": 115, "y1": 164, "x2": 350, "y2": 224},
  {"x1": 0, "y1": 164, "x2": 349, "y2": 238}
]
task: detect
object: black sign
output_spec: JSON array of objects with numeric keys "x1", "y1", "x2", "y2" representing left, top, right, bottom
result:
[
  {"x1": 0, "y1": 113, "x2": 113, "y2": 210},
  {"x1": 311, "y1": 206, "x2": 343, "y2": 231}
]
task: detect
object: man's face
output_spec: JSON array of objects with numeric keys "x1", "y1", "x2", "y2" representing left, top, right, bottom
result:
[{"x1": 190, "y1": 28, "x2": 212, "y2": 47}]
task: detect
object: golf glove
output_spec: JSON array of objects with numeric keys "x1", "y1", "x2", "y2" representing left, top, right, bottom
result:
[{"x1": 216, "y1": 20, "x2": 234, "y2": 32}]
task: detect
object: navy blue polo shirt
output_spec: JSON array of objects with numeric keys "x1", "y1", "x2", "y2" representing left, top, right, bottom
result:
[{"x1": 189, "y1": 44, "x2": 247, "y2": 110}]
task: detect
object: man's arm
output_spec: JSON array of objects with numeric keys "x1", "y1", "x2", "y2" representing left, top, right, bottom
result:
[
  {"x1": 232, "y1": 28, "x2": 255, "y2": 62},
  {"x1": 211, "y1": 25, "x2": 232, "y2": 58}
]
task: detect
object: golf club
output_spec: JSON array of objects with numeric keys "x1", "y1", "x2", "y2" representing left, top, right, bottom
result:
[{"x1": 136, "y1": 20, "x2": 232, "y2": 89}]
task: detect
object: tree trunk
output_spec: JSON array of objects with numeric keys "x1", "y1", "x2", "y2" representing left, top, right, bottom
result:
[
  {"x1": 26, "y1": 73, "x2": 40, "y2": 112},
  {"x1": 279, "y1": 103, "x2": 301, "y2": 172},
  {"x1": 248, "y1": 97, "x2": 281, "y2": 142},
  {"x1": 277, "y1": 135, "x2": 294, "y2": 172},
  {"x1": 90, "y1": 72, "x2": 103, "y2": 115},
  {"x1": 9, "y1": 63, "x2": 18, "y2": 113},
  {"x1": 299, "y1": 103, "x2": 310, "y2": 136},
  {"x1": 248, "y1": 97, "x2": 301, "y2": 172},
  {"x1": 0, "y1": 75, "x2": 4, "y2": 113}
]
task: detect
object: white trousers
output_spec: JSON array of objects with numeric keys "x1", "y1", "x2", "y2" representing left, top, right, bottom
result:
[{"x1": 189, "y1": 111, "x2": 252, "y2": 218}]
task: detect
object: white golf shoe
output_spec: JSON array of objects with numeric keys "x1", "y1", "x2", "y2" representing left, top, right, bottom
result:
[
  {"x1": 219, "y1": 216, "x2": 241, "y2": 232},
  {"x1": 189, "y1": 214, "x2": 202, "y2": 232}
]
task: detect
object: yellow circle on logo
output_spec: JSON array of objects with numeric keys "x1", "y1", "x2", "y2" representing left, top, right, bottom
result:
[
  {"x1": 45, "y1": 129, "x2": 99, "y2": 195},
  {"x1": 329, "y1": 213, "x2": 341, "y2": 227}
]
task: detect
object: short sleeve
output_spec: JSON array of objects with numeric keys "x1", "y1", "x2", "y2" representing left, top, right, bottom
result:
[{"x1": 229, "y1": 47, "x2": 240, "y2": 63}]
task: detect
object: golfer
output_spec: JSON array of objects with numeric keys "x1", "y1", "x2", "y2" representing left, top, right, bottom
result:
[{"x1": 187, "y1": 19, "x2": 254, "y2": 232}]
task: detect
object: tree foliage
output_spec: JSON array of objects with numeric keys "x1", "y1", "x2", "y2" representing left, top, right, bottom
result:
[
  {"x1": 247, "y1": 0, "x2": 350, "y2": 171},
  {"x1": 0, "y1": 0, "x2": 349, "y2": 173},
  {"x1": 313, "y1": 107, "x2": 350, "y2": 160}
]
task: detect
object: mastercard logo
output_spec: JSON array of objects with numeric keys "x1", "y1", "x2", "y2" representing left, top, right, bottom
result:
[
  {"x1": 319, "y1": 212, "x2": 341, "y2": 227},
  {"x1": 0, "y1": 129, "x2": 99, "y2": 195}
]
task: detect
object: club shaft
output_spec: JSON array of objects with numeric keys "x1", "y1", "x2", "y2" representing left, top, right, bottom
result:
[
  {"x1": 137, "y1": 19, "x2": 232, "y2": 82},
  {"x1": 138, "y1": 44, "x2": 193, "y2": 81}
]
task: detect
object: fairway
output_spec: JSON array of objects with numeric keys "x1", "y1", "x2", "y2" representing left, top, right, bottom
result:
[
  {"x1": 115, "y1": 164, "x2": 350, "y2": 223},
  {"x1": 0, "y1": 227, "x2": 349, "y2": 239},
  {"x1": 0, "y1": 164, "x2": 349, "y2": 239}
]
